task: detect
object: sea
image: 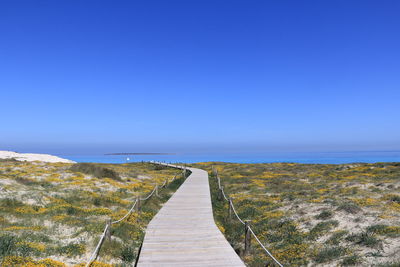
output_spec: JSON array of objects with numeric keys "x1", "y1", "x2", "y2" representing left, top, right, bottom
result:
[{"x1": 60, "y1": 151, "x2": 400, "y2": 164}]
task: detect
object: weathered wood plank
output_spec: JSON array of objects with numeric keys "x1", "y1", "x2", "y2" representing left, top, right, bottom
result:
[{"x1": 137, "y1": 165, "x2": 244, "y2": 267}]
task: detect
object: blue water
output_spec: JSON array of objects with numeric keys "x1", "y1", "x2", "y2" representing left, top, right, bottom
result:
[{"x1": 60, "y1": 151, "x2": 400, "y2": 164}]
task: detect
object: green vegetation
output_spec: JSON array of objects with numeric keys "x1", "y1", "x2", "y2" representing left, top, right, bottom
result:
[
  {"x1": 308, "y1": 220, "x2": 339, "y2": 240},
  {"x1": 346, "y1": 232, "x2": 382, "y2": 248},
  {"x1": 315, "y1": 210, "x2": 333, "y2": 220},
  {"x1": 195, "y1": 162, "x2": 400, "y2": 266},
  {"x1": 0, "y1": 161, "x2": 187, "y2": 266},
  {"x1": 327, "y1": 230, "x2": 348, "y2": 245},
  {"x1": 337, "y1": 201, "x2": 361, "y2": 213},
  {"x1": 374, "y1": 261, "x2": 400, "y2": 267},
  {"x1": 69, "y1": 163, "x2": 121, "y2": 180},
  {"x1": 120, "y1": 244, "x2": 135, "y2": 263},
  {"x1": 341, "y1": 254, "x2": 362, "y2": 266},
  {"x1": 314, "y1": 246, "x2": 347, "y2": 263}
]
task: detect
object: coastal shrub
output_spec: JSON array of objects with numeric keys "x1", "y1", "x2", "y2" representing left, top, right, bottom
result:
[
  {"x1": 1, "y1": 256, "x2": 66, "y2": 267},
  {"x1": 20, "y1": 232, "x2": 51, "y2": 243},
  {"x1": 366, "y1": 251, "x2": 383, "y2": 257},
  {"x1": 367, "y1": 224, "x2": 389, "y2": 234},
  {"x1": 66, "y1": 205, "x2": 79, "y2": 215},
  {"x1": 93, "y1": 197, "x2": 101, "y2": 206},
  {"x1": 327, "y1": 230, "x2": 348, "y2": 245},
  {"x1": 120, "y1": 244, "x2": 135, "y2": 262},
  {"x1": 2, "y1": 256, "x2": 32, "y2": 266},
  {"x1": 15, "y1": 241, "x2": 46, "y2": 256},
  {"x1": 314, "y1": 246, "x2": 346, "y2": 263},
  {"x1": 0, "y1": 158, "x2": 17, "y2": 162},
  {"x1": 199, "y1": 161, "x2": 400, "y2": 266},
  {"x1": 55, "y1": 242, "x2": 85, "y2": 256},
  {"x1": 15, "y1": 177, "x2": 37, "y2": 185},
  {"x1": 151, "y1": 164, "x2": 165, "y2": 170},
  {"x1": 0, "y1": 198, "x2": 24, "y2": 208},
  {"x1": 37, "y1": 258, "x2": 66, "y2": 267},
  {"x1": 367, "y1": 224, "x2": 400, "y2": 237},
  {"x1": 359, "y1": 233, "x2": 381, "y2": 248},
  {"x1": 308, "y1": 220, "x2": 339, "y2": 240},
  {"x1": 342, "y1": 254, "x2": 362, "y2": 265},
  {"x1": 0, "y1": 234, "x2": 17, "y2": 257},
  {"x1": 315, "y1": 210, "x2": 333, "y2": 220},
  {"x1": 337, "y1": 202, "x2": 361, "y2": 213},
  {"x1": 374, "y1": 261, "x2": 400, "y2": 267},
  {"x1": 99, "y1": 239, "x2": 124, "y2": 259},
  {"x1": 350, "y1": 187, "x2": 359, "y2": 195},
  {"x1": 388, "y1": 194, "x2": 400, "y2": 204},
  {"x1": 263, "y1": 219, "x2": 305, "y2": 245},
  {"x1": 0, "y1": 161, "x2": 184, "y2": 265},
  {"x1": 69, "y1": 163, "x2": 121, "y2": 180},
  {"x1": 346, "y1": 232, "x2": 381, "y2": 248}
]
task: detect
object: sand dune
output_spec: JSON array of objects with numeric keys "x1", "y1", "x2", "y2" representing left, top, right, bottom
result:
[{"x1": 0, "y1": 150, "x2": 75, "y2": 163}]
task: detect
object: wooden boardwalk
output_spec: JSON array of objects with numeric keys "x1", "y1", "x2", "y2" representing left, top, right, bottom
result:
[{"x1": 137, "y1": 164, "x2": 245, "y2": 267}]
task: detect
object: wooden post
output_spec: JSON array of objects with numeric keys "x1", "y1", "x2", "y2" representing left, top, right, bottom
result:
[
  {"x1": 228, "y1": 198, "x2": 233, "y2": 221},
  {"x1": 244, "y1": 221, "x2": 251, "y2": 255},
  {"x1": 217, "y1": 175, "x2": 221, "y2": 190},
  {"x1": 155, "y1": 185, "x2": 159, "y2": 197},
  {"x1": 106, "y1": 219, "x2": 112, "y2": 241},
  {"x1": 137, "y1": 197, "x2": 141, "y2": 213},
  {"x1": 218, "y1": 186, "x2": 223, "y2": 201},
  {"x1": 184, "y1": 164, "x2": 187, "y2": 176},
  {"x1": 163, "y1": 178, "x2": 168, "y2": 188}
]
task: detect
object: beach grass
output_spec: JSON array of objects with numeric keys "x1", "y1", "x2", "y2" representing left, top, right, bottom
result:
[
  {"x1": 194, "y1": 162, "x2": 400, "y2": 266},
  {"x1": 0, "y1": 160, "x2": 186, "y2": 266}
]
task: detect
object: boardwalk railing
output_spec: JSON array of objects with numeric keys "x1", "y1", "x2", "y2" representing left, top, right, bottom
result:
[
  {"x1": 85, "y1": 162, "x2": 188, "y2": 267},
  {"x1": 212, "y1": 168, "x2": 284, "y2": 267}
]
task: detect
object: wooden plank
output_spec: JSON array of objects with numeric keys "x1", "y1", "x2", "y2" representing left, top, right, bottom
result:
[{"x1": 137, "y1": 165, "x2": 245, "y2": 267}]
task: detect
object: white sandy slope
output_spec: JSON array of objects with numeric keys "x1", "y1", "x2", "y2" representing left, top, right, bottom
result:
[{"x1": 0, "y1": 151, "x2": 75, "y2": 163}]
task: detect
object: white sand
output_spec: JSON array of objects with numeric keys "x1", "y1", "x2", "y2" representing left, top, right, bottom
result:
[{"x1": 0, "y1": 150, "x2": 75, "y2": 163}]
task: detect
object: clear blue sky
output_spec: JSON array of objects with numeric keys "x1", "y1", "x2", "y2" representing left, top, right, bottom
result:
[{"x1": 1, "y1": 0, "x2": 399, "y2": 154}]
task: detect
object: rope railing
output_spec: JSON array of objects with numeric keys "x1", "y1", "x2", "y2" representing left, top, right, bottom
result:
[
  {"x1": 215, "y1": 172, "x2": 283, "y2": 267},
  {"x1": 111, "y1": 199, "x2": 138, "y2": 224},
  {"x1": 139, "y1": 185, "x2": 158, "y2": 201},
  {"x1": 85, "y1": 163, "x2": 186, "y2": 267},
  {"x1": 229, "y1": 198, "x2": 245, "y2": 225},
  {"x1": 85, "y1": 223, "x2": 110, "y2": 267},
  {"x1": 220, "y1": 186, "x2": 230, "y2": 202},
  {"x1": 248, "y1": 227, "x2": 283, "y2": 266}
]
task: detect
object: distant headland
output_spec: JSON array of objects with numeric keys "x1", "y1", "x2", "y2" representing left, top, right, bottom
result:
[{"x1": 105, "y1": 153, "x2": 174, "y2": 155}]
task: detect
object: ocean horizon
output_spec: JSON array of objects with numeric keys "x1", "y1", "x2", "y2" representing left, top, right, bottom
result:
[{"x1": 60, "y1": 150, "x2": 400, "y2": 164}]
